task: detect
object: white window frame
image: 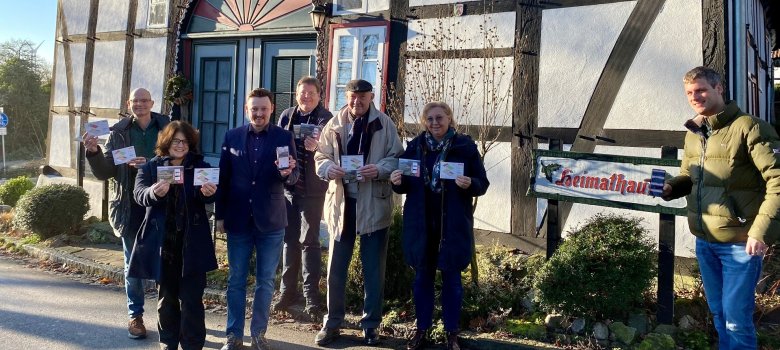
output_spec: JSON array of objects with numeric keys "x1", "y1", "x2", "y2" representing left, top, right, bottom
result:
[
  {"x1": 328, "y1": 26, "x2": 386, "y2": 111},
  {"x1": 147, "y1": 0, "x2": 169, "y2": 28},
  {"x1": 333, "y1": 0, "x2": 369, "y2": 15}
]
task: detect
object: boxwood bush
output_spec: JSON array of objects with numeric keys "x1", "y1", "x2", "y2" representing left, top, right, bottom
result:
[
  {"x1": 13, "y1": 184, "x2": 89, "y2": 239},
  {"x1": 0, "y1": 176, "x2": 34, "y2": 207},
  {"x1": 533, "y1": 214, "x2": 656, "y2": 319}
]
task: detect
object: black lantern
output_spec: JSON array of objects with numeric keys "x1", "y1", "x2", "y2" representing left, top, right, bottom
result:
[{"x1": 310, "y1": 4, "x2": 327, "y2": 30}]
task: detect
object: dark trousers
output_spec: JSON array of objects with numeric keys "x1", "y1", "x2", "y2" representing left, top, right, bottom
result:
[
  {"x1": 413, "y1": 266, "x2": 463, "y2": 332},
  {"x1": 280, "y1": 195, "x2": 325, "y2": 301},
  {"x1": 157, "y1": 247, "x2": 207, "y2": 350}
]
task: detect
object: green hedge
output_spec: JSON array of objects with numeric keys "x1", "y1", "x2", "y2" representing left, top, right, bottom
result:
[
  {"x1": 0, "y1": 176, "x2": 34, "y2": 207},
  {"x1": 13, "y1": 184, "x2": 89, "y2": 239}
]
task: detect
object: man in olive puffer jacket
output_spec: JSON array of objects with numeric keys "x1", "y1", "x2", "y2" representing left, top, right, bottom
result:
[{"x1": 663, "y1": 66, "x2": 779, "y2": 350}]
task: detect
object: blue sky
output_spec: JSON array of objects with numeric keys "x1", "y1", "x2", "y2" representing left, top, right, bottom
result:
[{"x1": 0, "y1": 1, "x2": 58, "y2": 63}]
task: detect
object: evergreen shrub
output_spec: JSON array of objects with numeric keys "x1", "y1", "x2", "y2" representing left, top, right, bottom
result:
[
  {"x1": 533, "y1": 214, "x2": 656, "y2": 319},
  {"x1": 13, "y1": 184, "x2": 89, "y2": 239},
  {"x1": 0, "y1": 176, "x2": 34, "y2": 206}
]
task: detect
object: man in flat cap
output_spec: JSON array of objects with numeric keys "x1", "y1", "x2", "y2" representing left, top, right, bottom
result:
[{"x1": 313, "y1": 79, "x2": 403, "y2": 346}]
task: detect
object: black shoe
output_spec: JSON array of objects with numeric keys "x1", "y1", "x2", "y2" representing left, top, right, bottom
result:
[
  {"x1": 407, "y1": 329, "x2": 427, "y2": 350},
  {"x1": 303, "y1": 301, "x2": 323, "y2": 320},
  {"x1": 251, "y1": 333, "x2": 271, "y2": 350},
  {"x1": 446, "y1": 332, "x2": 460, "y2": 350},
  {"x1": 220, "y1": 333, "x2": 243, "y2": 350},
  {"x1": 314, "y1": 327, "x2": 340, "y2": 346},
  {"x1": 272, "y1": 293, "x2": 299, "y2": 313},
  {"x1": 363, "y1": 328, "x2": 380, "y2": 346}
]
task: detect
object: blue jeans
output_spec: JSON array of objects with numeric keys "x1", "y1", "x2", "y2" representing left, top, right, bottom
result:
[
  {"x1": 225, "y1": 227, "x2": 285, "y2": 338},
  {"x1": 122, "y1": 234, "x2": 145, "y2": 318},
  {"x1": 413, "y1": 266, "x2": 463, "y2": 332},
  {"x1": 696, "y1": 238, "x2": 762, "y2": 350},
  {"x1": 323, "y1": 197, "x2": 389, "y2": 330}
]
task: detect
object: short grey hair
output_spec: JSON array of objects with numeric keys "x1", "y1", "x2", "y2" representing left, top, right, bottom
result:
[{"x1": 683, "y1": 66, "x2": 722, "y2": 87}]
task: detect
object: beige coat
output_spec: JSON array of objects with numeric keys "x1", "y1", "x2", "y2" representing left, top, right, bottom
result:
[{"x1": 315, "y1": 103, "x2": 404, "y2": 241}]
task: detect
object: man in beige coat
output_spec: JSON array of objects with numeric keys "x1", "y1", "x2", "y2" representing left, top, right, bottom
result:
[{"x1": 313, "y1": 79, "x2": 403, "y2": 346}]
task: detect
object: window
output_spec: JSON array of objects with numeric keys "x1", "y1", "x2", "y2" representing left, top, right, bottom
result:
[
  {"x1": 329, "y1": 26, "x2": 386, "y2": 111},
  {"x1": 333, "y1": 0, "x2": 389, "y2": 15},
  {"x1": 147, "y1": 0, "x2": 169, "y2": 28}
]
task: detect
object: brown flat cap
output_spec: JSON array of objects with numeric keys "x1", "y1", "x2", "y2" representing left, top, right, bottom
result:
[{"x1": 345, "y1": 79, "x2": 373, "y2": 93}]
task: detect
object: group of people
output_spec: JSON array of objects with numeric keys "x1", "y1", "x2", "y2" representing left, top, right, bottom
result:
[{"x1": 83, "y1": 77, "x2": 489, "y2": 350}]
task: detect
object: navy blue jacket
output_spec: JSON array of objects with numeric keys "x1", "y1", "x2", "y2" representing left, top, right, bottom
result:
[
  {"x1": 216, "y1": 124, "x2": 298, "y2": 233},
  {"x1": 278, "y1": 103, "x2": 332, "y2": 198},
  {"x1": 392, "y1": 133, "x2": 489, "y2": 271},
  {"x1": 128, "y1": 153, "x2": 218, "y2": 280}
]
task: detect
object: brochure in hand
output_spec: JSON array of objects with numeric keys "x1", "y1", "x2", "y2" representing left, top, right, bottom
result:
[
  {"x1": 193, "y1": 168, "x2": 219, "y2": 185},
  {"x1": 277, "y1": 146, "x2": 290, "y2": 169},
  {"x1": 300, "y1": 123, "x2": 321, "y2": 140},
  {"x1": 439, "y1": 162, "x2": 464, "y2": 180},
  {"x1": 341, "y1": 155, "x2": 364, "y2": 181},
  {"x1": 158, "y1": 165, "x2": 184, "y2": 184},
  {"x1": 398, "y1": 158, "x2": 421, "y2": 177},
  {"x1": 75, "y1": 120, "x2": 111, "y2": 141},
  {"x1": 111, "y1": 146, "x2": 136, "y2": 165}
]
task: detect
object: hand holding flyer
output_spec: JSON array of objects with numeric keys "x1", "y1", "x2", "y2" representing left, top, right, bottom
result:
[
  {"x1": 300, "y1": 124, "x2": 321, "y2": 141},
  {"x1": 76, "y1": 120, "x2": 111, "y2": 141},
  {"x1": 193, "y1": 168, "x2": 219, "y2": 185},
  {"x1": 158, "y1": 166, "x2": 184, "y2": 184},
  {"x1": 277, "y1": 146, "x2": 290, "y2": 169},
  {"x1": 398, "y1": 158, "x2": 421, "y2": 177},
  {"x1": 439, "y1": 162, "x2": 464, "y2": 180},
  {"x1": 112, "y1": 146, "x2": 137, "y2": 165},
  {"x1": 341, "y1": 155, "x2": 364, "y2": 181}
]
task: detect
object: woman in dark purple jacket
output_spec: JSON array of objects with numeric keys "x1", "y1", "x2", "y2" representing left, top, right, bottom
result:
[
  {"x1": 130, "y1": 121, "x2": 218, "y2": 350},
  {"x1": 391, "y1": 102, "x2": 489, "y2": 350}
]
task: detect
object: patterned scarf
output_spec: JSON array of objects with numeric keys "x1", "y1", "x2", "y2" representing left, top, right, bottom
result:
[{"x1": 422, "y1": 128, "x2": 456, "y2": 193}]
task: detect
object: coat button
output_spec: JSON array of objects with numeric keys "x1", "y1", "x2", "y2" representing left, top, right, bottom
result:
[
  {"x1": 252, "y1": 181, "x2": 256, "y2": 185},
  {"x1": 249, "y1": 199, "x2": 253, "y2": 203}
]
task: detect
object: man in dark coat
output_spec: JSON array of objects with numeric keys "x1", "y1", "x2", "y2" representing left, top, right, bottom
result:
[
  {"x1": 273, "y1": 76, "x2": 332, "y2": 317},
  {"x1": 82, "y1": 87, "x2": 170, "y2": 340},
  {"x1": 216, "y1": 88, "x2": 298, "y2": 350}
]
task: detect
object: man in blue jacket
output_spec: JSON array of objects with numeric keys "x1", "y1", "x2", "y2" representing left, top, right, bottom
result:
[
  {"x1": 83, "y1": 87, "x2": 170, "y2": 340},
  {"x1": 273, "y1": 76, "x2": 332, "y2": 317},
  {"x1": 216, "y1": 88, "x2": 298, "y2": 350}
]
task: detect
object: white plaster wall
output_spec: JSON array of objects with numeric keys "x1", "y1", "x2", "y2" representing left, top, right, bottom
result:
[
  {"x1": 130, "y1": 37, "x2": 168, "y2": 113},
  {"x1": 407, "y1": 12, "x2": 515, "y2": 51},
  {"x1": 409, "y1": 0, "x2": 481, "y2": 5},
  {"x1": 62, "y1": 0, "x2": 91, "y2": 35},
  {"x1": 90, "y1": 41, "x2": 126, "y2": 109},
  {"x1": 537, "y1": 2, "x2": 636, "y2": 128},
  {"x1": 48, "y1": 115, "x2": 71, "y2": 168},
  {"x1": 367, "y1": 0, "x2": 390, "y2": 13},
  {"x1": 474, "y1": 142, "x2": 511, "y2": 233},
  {"x1": 553, "y1": 145, "x2": 695, "y2": 257},
  {"x1": 96, "y1": 0, "x2": 129, "y2": 33},
  {"x1": 604, "y1": 0, "x2": 702, "y2": 130},
  {"x1": 404, "y1": 57, "x2": 513, "y2": 127},
  {"x1": 53, "y1": 43, "x2": 86, "y2": 107},
  {"x1": 135, "y1": 0, "x2": 149, "y2": 30}
]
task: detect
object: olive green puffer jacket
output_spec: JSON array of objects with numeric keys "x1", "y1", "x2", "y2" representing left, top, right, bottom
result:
[{"x1": 667, "y1": 101, "x2": 780, "y2": 245}]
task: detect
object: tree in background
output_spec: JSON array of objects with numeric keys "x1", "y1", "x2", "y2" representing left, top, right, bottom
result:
[{"x1": 0, "y1": 39, "x2": 51, "y2": 160}]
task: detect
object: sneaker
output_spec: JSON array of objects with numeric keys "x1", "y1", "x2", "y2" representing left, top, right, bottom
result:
[
  {"x1": 272, "y1": 293, "x2": 299, "y2": 313},
  {"x1": 251, "y1": 333, "x2": 271, "y2": 350},
  {"x1": 363, "y1": 328, "x2": 380, "y2": 346},
  {"x1": 446, "y1": 332, "x2": 460, "y2": 350},
  {"x1": 407, "y1": 329, "x2": 427, "y2": 350},
  {"x1": 220, "y1": 333, "x2": 243, "y2": 350},
  {"x1": 127, "y1": 316, "x2": 147, "y2": 339},
  {"x1": 314, "y1": 327, "x2": 340, "y2": 346}
]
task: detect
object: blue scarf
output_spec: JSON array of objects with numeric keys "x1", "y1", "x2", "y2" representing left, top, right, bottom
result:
[{"x1": 422, "y1": 128, "x2": 456, "y2": 193}]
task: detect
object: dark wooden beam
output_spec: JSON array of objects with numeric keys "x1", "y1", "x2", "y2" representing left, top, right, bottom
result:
[
  {"x1": 408, "y1": 1, "x2": 518, "y2": 20},
  {"x1": 76, "y1": 0, "x2": 100, "y2": 184},
  {"x1": 539, "y1": 0, "x2": 636, "y2": 9},
  {"x1": 702, "y1": 0, "x2": 730, "y2": 97},
  {"x1": 512, "y1": 0, "x2": 542, "y2": 244},
  {"x1": 120, "y1": 0, "x2": 138, "y2": 115},
  {"x1": 534, "y1": 128, "x2": 686, "y2": 148},
  {"x1": 405, "y1": 47, "x2": 514, "y2": 59},
  {"x1": 64, "y1": 29, "x2": 169, "y2": 43}
]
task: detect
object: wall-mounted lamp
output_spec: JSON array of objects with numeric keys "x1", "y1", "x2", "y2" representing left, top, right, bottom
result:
[{"x1": 310, "y1": 4, "x2": 328, "y2": 30}]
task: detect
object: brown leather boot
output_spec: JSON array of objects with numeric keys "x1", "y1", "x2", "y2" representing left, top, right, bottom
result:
[{"x1": 127, "y1": 316, "x2": 147, "y2": 339}]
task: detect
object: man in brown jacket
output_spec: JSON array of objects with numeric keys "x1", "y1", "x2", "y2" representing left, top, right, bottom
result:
[{"x1": 663, "y1": 66, "x2": 780, "y2": 349}]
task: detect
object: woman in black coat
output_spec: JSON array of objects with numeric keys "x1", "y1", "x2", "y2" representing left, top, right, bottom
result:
[
  {"x1": 130, "y1": 121, "x2": 218, "y2": 350},
  {"x1": 390, "y1": 101, "x2": 489, "y2": 350}
]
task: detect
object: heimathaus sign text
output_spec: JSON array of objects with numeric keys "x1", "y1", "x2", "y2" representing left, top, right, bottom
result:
[{"x1": 528, "y1": 150, "x2": 686, "y2": 215}]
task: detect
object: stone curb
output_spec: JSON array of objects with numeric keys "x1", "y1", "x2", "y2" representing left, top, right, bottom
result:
[{"x1": 17, "y1": 243, "x2": 553, "y2": 350}]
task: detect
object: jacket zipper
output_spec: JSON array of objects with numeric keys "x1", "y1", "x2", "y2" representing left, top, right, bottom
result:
[{"x1": 697, "y1": 134, "x2": 707, "y2": 236}]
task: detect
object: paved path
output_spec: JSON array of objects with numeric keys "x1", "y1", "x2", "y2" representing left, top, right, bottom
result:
[{"x1": 0, "y1": 253, "x2": 404, "y2": 350}]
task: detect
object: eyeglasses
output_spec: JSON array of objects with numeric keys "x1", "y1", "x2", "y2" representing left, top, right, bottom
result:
[
  {"x1": 171, "y1": 138, "x2": 188, "y2": 146},
  {"x1": 425, "y1": 116, "x2": 447, "y2": 124},
  {"x1": 131, "y1": 99, "x2": 151, "y2": 104}
]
